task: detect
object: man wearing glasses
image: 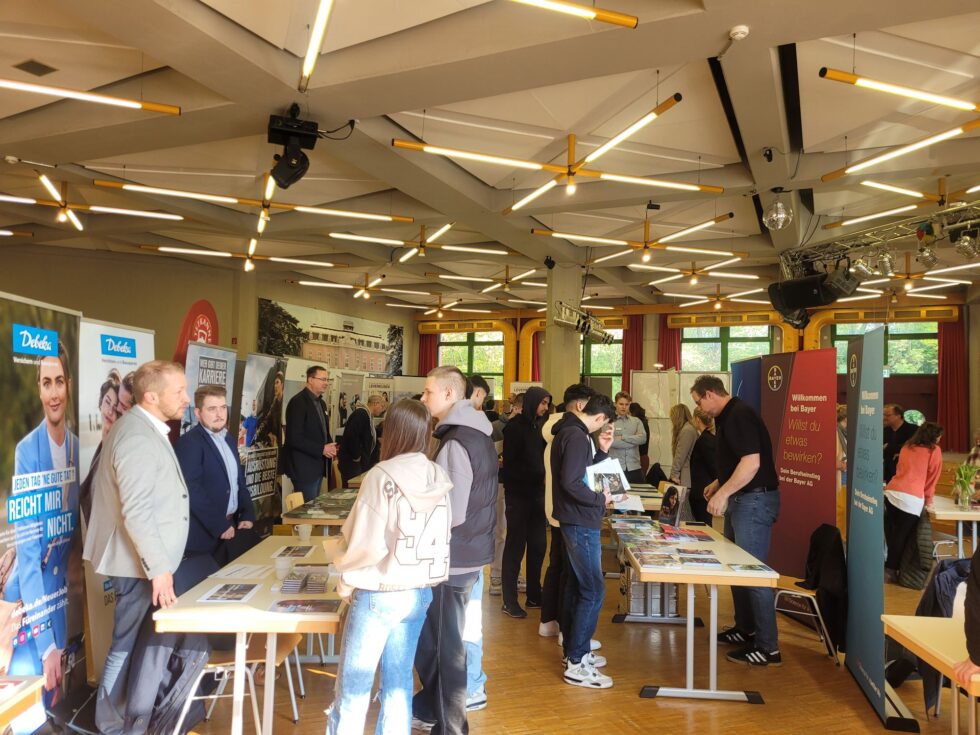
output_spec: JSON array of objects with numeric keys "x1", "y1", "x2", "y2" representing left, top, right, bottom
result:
[
  {"x1": 283, "y1": 365, "x2": 338, "y2": 501},
  {"x1": 176, "y1": 385, "x2": 256, "y2": 566}
]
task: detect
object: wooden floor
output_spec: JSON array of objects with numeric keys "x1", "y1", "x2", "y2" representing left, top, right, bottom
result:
[{"x1": 196, "y1": 566, "x2": 963, "y2": 735}]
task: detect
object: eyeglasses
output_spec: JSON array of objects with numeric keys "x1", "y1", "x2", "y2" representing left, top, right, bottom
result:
[{"x1": 310, "y1": 376, "x2": 329, "y2": 382}]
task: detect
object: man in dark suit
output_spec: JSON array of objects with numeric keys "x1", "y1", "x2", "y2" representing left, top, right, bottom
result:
[
  {"x1": 339, "y1": 394, "x2": 384, "y2": 485},
  {"x1": 283, "y1": 365, "x2": 338, "y2": 502},
  {"x1": 175, "y1": 384, "x2": 257, "y2": 567}
]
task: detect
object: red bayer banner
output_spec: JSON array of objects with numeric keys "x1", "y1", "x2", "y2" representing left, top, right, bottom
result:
[{"x1": 760, "y1": 349, "x2": 838, "y2": 577}]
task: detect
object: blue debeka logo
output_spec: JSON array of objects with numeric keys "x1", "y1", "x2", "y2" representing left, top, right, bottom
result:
[
  {"x1": 101, "y1": 334, "x2": 136, "y2": 358},
  {"x1": 12, "y1": 323, "x2": 58, "y2": 357}
]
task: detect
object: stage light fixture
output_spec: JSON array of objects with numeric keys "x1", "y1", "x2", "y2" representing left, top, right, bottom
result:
[
  {"x1": 916, "y1": 245, "x2": 938, "y2": 269},
  {"x1": 878, "y1": 251, "x2": 895, "y2": 277},
  {"x1": 954, "y1": 233, "x2": 978, "y2": 259},
  {"x1": 268, "y1": 103, "x2": 318, "y2": 189}
]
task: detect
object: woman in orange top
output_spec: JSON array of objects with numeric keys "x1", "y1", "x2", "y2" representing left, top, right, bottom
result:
[{"x1": 883, "y1": 421, "x2": 943, "y2": 582}]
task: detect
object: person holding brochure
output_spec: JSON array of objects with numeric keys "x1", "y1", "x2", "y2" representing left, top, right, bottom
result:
[
  {"x1": 551, "y1": 394, "x2": 616, "y2": 689},
  {"x1": 326, "y1": 399, "x2": 453, "y2": 735},
  {"x1": 690, "y1": 375, "x2": 781, "y2": 667}
]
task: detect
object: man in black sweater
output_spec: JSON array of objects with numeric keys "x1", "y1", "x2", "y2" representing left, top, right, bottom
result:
[
  {"x1": 552, "y1": 394, "x2": 616, "y2": 689},
  {"x1": 500, "y1": 386, "x2": 552, "y2": 618},
  {"x1": 882, "y1": 403, "x2": 916, "y2": 483},
  {"x1": 338, "y1": 394, "x2": 384, "y2": 485}
]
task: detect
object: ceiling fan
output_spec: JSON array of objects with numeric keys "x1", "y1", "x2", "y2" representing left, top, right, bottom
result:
[
  {"x1": 425, "y1": 266, "x2": 542, "y2": 294},
  {"x1": 630, "y1": 258, "x2": 759, "y2": 287},
  {"x1": 663, "y1": 284, "x2": 770, "y2": 309}
]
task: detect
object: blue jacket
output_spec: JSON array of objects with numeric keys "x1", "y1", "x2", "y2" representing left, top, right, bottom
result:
[
  {"x1": 4, "y1": 421, "x2": 79, "y2": 677},
  {"x1": 175, "y1": 424, "x2": 255, "y2": 556}
]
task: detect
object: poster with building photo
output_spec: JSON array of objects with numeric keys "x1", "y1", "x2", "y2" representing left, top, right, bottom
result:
[
  {"x1": 181, "y1": 342, "x2": 236, "y2": 436},
  {"x1": 77, "y1": 318, "x2": 154, "y2": 680},
  {"x1": 239, "y1": 353, "x2": 287, "y2": 535},
  {"x1": 0, "y1": 291, "x2": 84, "y2": 709}
]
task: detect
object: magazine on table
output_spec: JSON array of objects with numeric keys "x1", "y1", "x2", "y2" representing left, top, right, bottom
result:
[
  {"x1": 198, "y1": 583, "x2": 260, "y2": 604},
  {"x1": 679, "y1": 556, "x2": 723, "y2": 567},
  {"x1": 270, "y1": 599, "x2": 342, "y2": 614},
  {"x1": 585, "y1": 458, "x2": 630, "y2": 500},
  {"x1": 272, "y1": 545, "x2": 314, "y2": 559},
  {"x1": 635, "y1": 553, "x2": 682, "y2": 568},
  {"x1": 729, "y1": 563, "x2": 775, "y2": 573}
]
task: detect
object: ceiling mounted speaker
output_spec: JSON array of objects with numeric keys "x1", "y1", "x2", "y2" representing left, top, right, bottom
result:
[{"x1": 824, "y1": 268, "x2": 861, "y2": 298}]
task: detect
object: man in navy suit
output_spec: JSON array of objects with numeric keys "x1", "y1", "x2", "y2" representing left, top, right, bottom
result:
[
  {"x1": 283, "y1": 365, "x2": 338, "y2": 502},
  {"x1": 175, "y1": 385, "x2": 256, "y2": 566}
]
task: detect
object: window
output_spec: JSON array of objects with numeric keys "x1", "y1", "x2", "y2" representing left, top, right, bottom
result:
[
  {"x1": 831, "y1": 322, "x2": 938, "y2": 375},
  {"x1": 437, "y1": 331, "x2": 505, "y2": 398},
  {"x1": 681, "y1": 325, "x2": 773, "y2": 371},
  {"x1": 581, "y1": 329, "x2": 623, "y2": 397}
]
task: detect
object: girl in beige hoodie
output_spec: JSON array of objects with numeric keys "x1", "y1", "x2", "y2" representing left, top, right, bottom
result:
[{"x1": 327, "y1": 399, "x2": 453, "y2": 735}]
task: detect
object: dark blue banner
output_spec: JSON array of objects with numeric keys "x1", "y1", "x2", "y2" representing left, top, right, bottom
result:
[
  {"x1": 844, "y1": 327, "x2": 886, "y2": 720},
  {"x1": 730, "y1": 357, "x2": 762, "y2": 411}
]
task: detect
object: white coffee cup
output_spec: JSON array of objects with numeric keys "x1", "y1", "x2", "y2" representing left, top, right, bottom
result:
[
  {"x1": 274, "y1": 557, "x2": 292, "y2": 580},
  {"x1": 295, "y1": 524, "x2": 313, "y2": 543}
]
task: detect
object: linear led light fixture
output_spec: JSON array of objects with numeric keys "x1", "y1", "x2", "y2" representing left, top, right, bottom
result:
[
  {"x1": 0, "y1": 77, "x2": 180, "y2": 115},
  {"x1": 296, "y1": 280, "x2": 353, "y2": 289},
  {"x1": 268, "y1": 256, "x2": 335, "y2": 267},
  {"x1": 582, "y1": 304, "x2": 614, "y2": 310},
  {"x1": 399, "y1": 247, "x2": 419, "y2": 263},
  {"x1": 380, "y1": 287, "x2": 431, "y2": 295},
  {"x1": 822, "y1": 120, "x2": 980, "y2": 181},
  {"x1": 449, "y1": 308, "x2": 493, "y2": 313},
  {"x1": 824, "y1": 204, "x2": 920, "y2": 229},
  {"x1": 598, "y1": 172, "x2": 702, "y2": 192},
  {"x1": 393, "y1": 140, "x2": 545, "y2": 170},
  {"x1": 819, "y1": 68, "x2": 979, "y2": 113},
  {"x1": 424, "y1": 300, "x2": 460, "y2": 316},
  {"x1": 441, "y1": 244, "x2": 509, "y2": 255},
  {"x1": 510, "y1": 179, "x2": 558, "y2": 211},
  {"x1": 509, "y1": 299, "x2": 547, "y2": 305},
  {"x1": 658, "y1": 213, "x2": 735, "y2": 243},
  {"x1": 482, "y1": 283, "x2": 503, "y2": 294},
  {"x1": 630, "y1": 264, "x2": 682, "y2": 273},
  {"x1": 701, "y1": 257, "x2": 743, "y2": 271},
  {"x1": 928, "y1": 262, "x2": 980, "y2": 276},
  {"x1": 545, "y1": 231, "x2": 629, "y2": 246},
  {"x1": 907, "y1": 282, "x2": 961, "y2": 294},
  {"x1": 664, "y1": 244, "x2": 736, "y2": 256},
  {"x1": 650, "y1": 274, "x2": 684, "y2": 286},
  {"x1": 88, "y1": 206, "x2": 183, "y2": 220},
  {"x1": 437, "y1": 274, "x2": 495, "y2": 283},
  {"x1": 94, "y1": 180, "x2": 413, "y2": 222},
  {"x1": 678, "y1": 299, "x2": 710, "y2": 308},
  {"x1": 729, "y1": 298, "x2": 770, "y2": 304},
  {"x1": 922, "y1": 277, "x2": 971, "y2": 285},
  {"x1": 509, "y1": 0, "x2": 638, "y2": 28},
  {"x1": 907, "y1": 292, "x2": 947, "y2": 300},
  {"x1": 512, "y1": 269, "x2": 537, "y2": 281},
  {"x1": 662, "y1": 292, "x2": 708, "y2": 300},
  {"x1": 330, "y1": 232, "x2": 406, "y2": 246},
  {"x1": 593, "y1": 249, "x2": 633, "y2": 264},
  {"x1": 0, "y1": 194, "x2": 37, "y2": 205},
  {"x1": 426, "y1": 223, "x2": 454, "y2": 243},
  {"x1": 968, "y1": 184, "x2": 980, "y2": 194},
  {"x1": 298, "y1": 0, "x2": 335, "y2": 92},
  {"x1": 386, "y1": 303, "x2": 429, "y2": 310},
  {"x1": 728, "y1": 288, "x2": 765, "y2": 298},
  {"x1": 860, "y1": 181, "x2": 928, "y2": 199},
  {"x1": 585, "y1": 94, "x2": 681, "y2": 164},
  {"x1": 856, "y1": 287, "x2": 884, "y2": 294},
  {"x1": 521, "y1": 281, "x2": 547, "y2": 287},
  {"x1": 0, "y1": 229, "x2": 32, "y2": 237},
  {"x1": 836, "y1": 293, "x2": 881, "y2": 303},
  {"x1": 702, "y1": 270, "x2": 758, "y2": 280},
  {"x1": 158, "y1": 246, "x2": 233, "y2": 258}
]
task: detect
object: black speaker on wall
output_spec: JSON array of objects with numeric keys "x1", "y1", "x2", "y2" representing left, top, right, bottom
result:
[{"x1": 767, "y1": 269, "x2": 861, "y2": 329}]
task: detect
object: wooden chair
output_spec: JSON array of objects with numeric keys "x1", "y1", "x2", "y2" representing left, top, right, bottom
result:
[
  {"x1": 331, "y1": 461, "x2": 343, "y2": 491},
  {"x1": 173, "y1": 632, "x2": 306, "y2": 734},
  {"x1": 284, "y1": 492, "x2": 305, "y2": 512},
  {"x1": 773, "y1": 575, "x2": 840, "y2": 666}
]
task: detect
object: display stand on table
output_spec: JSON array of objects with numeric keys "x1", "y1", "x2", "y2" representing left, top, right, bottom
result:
[
  {"x1": 154, "y1": 536, "x2": 343, "y2": 735},
  {"x1": 626, "y1": 525, "x2": 778, "y2": 703},
  {"x1": 929, "y1": 496, "x2": 980, "y2": 558}
]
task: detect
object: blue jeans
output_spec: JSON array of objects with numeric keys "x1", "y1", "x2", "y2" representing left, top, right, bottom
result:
[
  {"x1": 560, "y1": 524, "x2": 605, "y2": 664},
  {"x1": 292, "y1": 475, "x2": 323, "y2": 503},
  {"x1": 327, "y1": 587, "x2": 432, "y2": 735},
  {"x1": 723, "y1": 490, "x2": 781, "y2": 652},
  {"x1": 464, "y1": 571, "x2": 486, "y2": 696}
]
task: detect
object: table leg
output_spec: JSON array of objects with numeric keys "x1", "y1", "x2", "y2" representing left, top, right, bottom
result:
[
  {"x1": 262, "y1": 632, "x2": 278, "y2": 735},
  {"x1": 685, "y1": 583, "x2": 695, "y2": 690},
  {"x1": 973, "y1": 523, "x2": 977, "y2": 558},
  {"x1": 709, "y1": 585, "x2": 718, "y2": 692},
  {"x1": 959, "y1": 522, "x2": 965, "y2": 559},
  {"x1": 232, "y1": 632, "x2": 247, "y2": 735},
  {"x1": 969, "y1": 692, "x2": 975, "y2": 735},
  {"x1": 952, "y1": 683, "x2": 960, "y2": 735}
]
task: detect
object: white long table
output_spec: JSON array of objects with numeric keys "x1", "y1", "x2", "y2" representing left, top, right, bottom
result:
[
  {"x1": 154, "y1": 536, "x2": 342, "y2": 735},
  {"x1": 930, "y1": 496, "x2": 980, "y2": 558},
  {"x1": 628, "y1": 525, "x2": 778, "y2": 704}
]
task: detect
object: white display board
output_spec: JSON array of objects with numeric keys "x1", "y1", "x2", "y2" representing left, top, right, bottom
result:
[
  {"x1": 629, "y1": 370, "x2": 730, "y2": 471},
  {"x1": 392, "y1": 375, "x2": 427, "y2": 406}
]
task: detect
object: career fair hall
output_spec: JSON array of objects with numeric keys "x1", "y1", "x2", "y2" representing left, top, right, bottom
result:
[{"x1": 3, "y1": 4, "x2": 980, "y2": 735}]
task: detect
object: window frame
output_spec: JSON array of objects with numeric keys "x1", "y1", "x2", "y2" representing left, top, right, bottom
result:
[
  {"x1": 437, "y1": 331, "x2": 505, "y2": 397},
  {"x1": 681, "y1": 326, "x2": 773, "y2": 371},
  {"x1": 830, "y1": 321, "x2": 938, "y2": 375}
]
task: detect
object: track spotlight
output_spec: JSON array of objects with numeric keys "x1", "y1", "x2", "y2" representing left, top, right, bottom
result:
[
  {"x1": 916, "y1": 245, "x2": 938, "y2": 269},
  {"x1": 954, "y1": 233, "x2": 978, "y2": 259},
  {"x1": 268, "y1": 103, "x2": 318, "y2": 189},
  {"x1": 851, "y1": 258, "x2": 874, "y2": 278},
  {"x1": 878, "y1": 251, "x2": 895, "y2": 277}
]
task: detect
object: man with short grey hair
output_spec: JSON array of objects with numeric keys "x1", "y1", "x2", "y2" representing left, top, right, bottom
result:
[
  {"x1": 338, "y1": 393, "x2": 385, "y2": 484},
  {"x1": 84, "y1": 360, "x2": 191, "y2": 734}
]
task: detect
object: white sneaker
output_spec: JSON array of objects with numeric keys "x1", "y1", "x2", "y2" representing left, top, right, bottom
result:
[
  {"x1": 489, "y1": 577, "x2": 502, "y2": 596},
  {"x1": 564, "y1": 659, "x2": 613, "y2": 689},
  {"x1": 538, "y1": 620, "x2": 560, "y2": 637},
  {"x1": 557, "y1": 632, "x2": 602, "y2": 651},
  {"x1": 518, "y1": 576, "x2": 527, "y2": 592}
]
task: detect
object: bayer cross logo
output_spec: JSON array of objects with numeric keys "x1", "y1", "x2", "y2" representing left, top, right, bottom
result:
[
  {"x1": 849, "y1": 353, "x2": 858, "y2": 387},
  {"x1": 767, "y1": 365, "x2": 783, "y2": 391}
]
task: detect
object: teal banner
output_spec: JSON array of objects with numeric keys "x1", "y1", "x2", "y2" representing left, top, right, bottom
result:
[{"x1": 844, "y1": 327, "x2": 886, "y2": 720}]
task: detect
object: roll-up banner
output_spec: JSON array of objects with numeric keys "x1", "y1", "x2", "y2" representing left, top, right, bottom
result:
[
  {"x1": 78, "y1": 319, "x2": 154, "y2": 682},
  {"x1": 336, "y1": 373, "x2": 366, "y2": 429},
  {"x1": 0, "y1": 291, "x2": 84, "y2": 715},
  {"x1": 844, "y1": 328, "x2": 914, "y2": 729},
  {"x1": 239, "y1": 354, "x2": 287, "y2": 536},
  {"x1": 364, "y1": 377, "x2": 394, "y2": 415},
  {"x1": 181, "y1": 341, "x2": 237, "y2": 436}
]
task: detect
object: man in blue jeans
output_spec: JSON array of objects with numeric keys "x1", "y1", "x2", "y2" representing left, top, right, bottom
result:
[
  {"x1": 691, "y1": 374, "x2": 782, "y2": 667},
  {"x1": 550, "y1": 394, "x2": 615, "y2": 689}
]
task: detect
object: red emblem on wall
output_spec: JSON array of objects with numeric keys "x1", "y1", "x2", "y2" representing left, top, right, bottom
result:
[{"x1": 173, "y1": 299, "x2": 220, "y2": 364}]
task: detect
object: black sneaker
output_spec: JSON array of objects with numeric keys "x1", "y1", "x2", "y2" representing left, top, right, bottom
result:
[
  {"x1": 717, "y1": 627, "x2": 754, "y2": 645},
  {"x1": 501, "y1": 603, "x2": 527, "y2": 618},
  {"x1": 726, "y1": 645, "x2": 782, "y2": 667},
  {"x1": 525, "y1": 599, "x2": 541, "y2": 609}
]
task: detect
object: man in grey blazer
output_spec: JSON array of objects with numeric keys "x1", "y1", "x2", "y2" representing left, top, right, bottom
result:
[{"x1": 83, "y1": 360, "x2": 190, "y2": 735}]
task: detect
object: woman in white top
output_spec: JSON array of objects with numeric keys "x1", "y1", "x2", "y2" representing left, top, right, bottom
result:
[
  {"x1": 669, "y1": 403, "x2": 698, "y2": 489},
  {"x1": 327, "y1": 399, "x2": 453, "y2": 735}
]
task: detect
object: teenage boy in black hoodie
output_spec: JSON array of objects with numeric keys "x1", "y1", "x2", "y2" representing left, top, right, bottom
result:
[
  {"x1": 500, "y1": 386, "x2": 552, "y2": 617},
  {"x1": 552, "y1": 394, "x2": 616, "y2": 689}
]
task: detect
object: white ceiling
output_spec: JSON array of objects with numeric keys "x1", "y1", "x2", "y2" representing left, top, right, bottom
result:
[{"x1": 1, "y1": 0, "x2": 979, "y2": 310}]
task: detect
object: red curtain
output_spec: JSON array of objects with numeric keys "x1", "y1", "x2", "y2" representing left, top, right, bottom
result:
[
  {"x1": 937, "y1": 313, "x2": 967, "y2": 451},
  {"x1": 531, "y1": 331, "x2": 541, "y2": 381},
  {"x1": 657, "y1": 314, "x2": 681, "y2": 370},
  {"x1": 621, "y1": 315, "x2": 643, "y2": 392},
  {"x1": 418, "y1": 333, "x2": 438, "y2": 376}
]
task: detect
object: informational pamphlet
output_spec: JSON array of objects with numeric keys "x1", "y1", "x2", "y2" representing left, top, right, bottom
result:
[
  {"x1": 198, "y1": 583, "x2": 260, "y2": 604},
  {"x1": 585, "y1": 458, "x2": 630, "y2": 500},
  {"x1": 272, "y1": 545, "x2": 314, "y2": 559},
  {"x1": 270, "y1": 599, "x2": 342, "y2": 614}
]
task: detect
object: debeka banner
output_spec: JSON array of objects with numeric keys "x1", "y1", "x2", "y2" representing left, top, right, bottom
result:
[
  {"x1": 0, "y1": 292, "x2": 84, "y2": 709},
  {"x1": 77, "y1": 318, "x2": 154, "y2": 681},
  {"x1": 239, "y1": 353, "x2": 287, "y2": 535},
  {"x1": 844, "y1": 327, "x2": 887, "y2": 721},
  {"x1": 760, "y1": 350, "x2": 837, "y2": 577}
]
